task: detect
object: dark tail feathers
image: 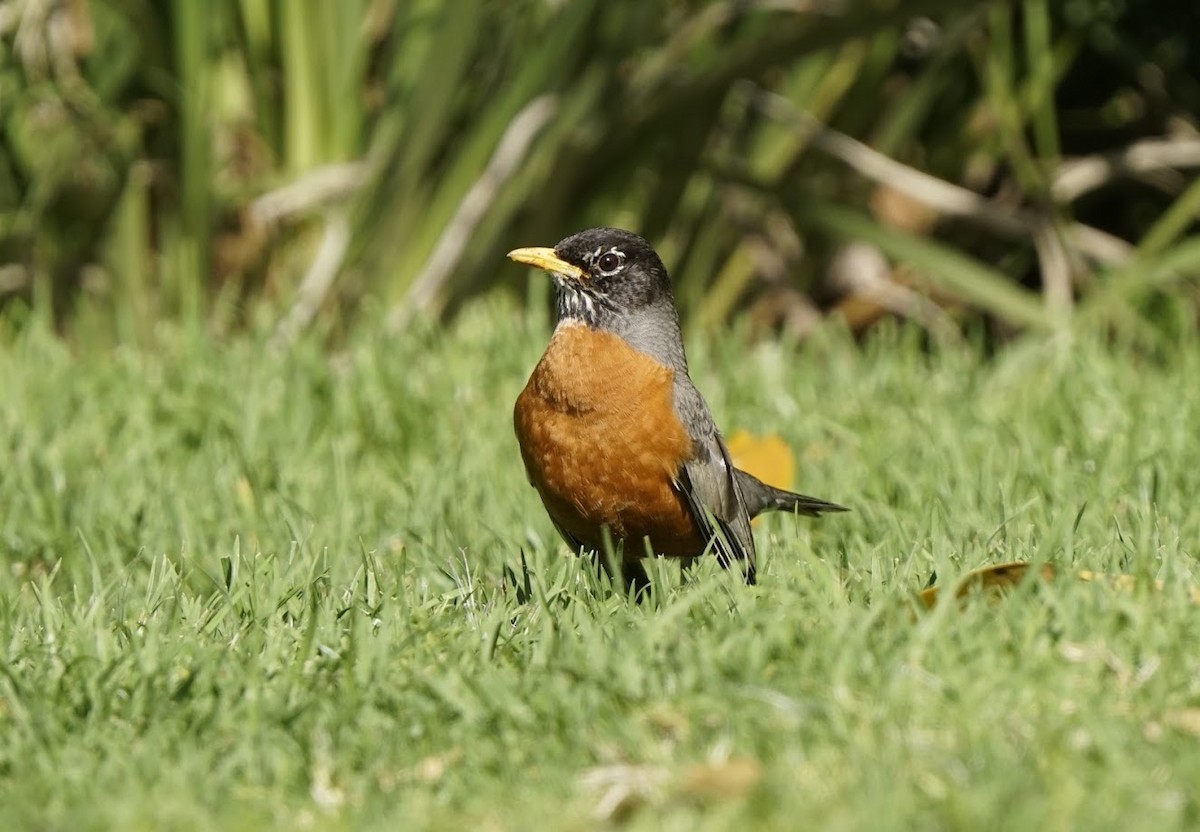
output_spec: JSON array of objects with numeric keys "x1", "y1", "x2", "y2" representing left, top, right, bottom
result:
[{"x1": 734, "y1": 468, "x2": 848, "y2": 520}]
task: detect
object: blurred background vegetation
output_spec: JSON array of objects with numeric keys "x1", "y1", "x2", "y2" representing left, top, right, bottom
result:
[{"x1": 1, "y1": 0, "x2": 1199, "y2": 347}]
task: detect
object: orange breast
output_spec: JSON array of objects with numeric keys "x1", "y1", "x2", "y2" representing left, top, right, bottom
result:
[{"x1": 513, "y1": 323, "x2": 704, "y2": 558}]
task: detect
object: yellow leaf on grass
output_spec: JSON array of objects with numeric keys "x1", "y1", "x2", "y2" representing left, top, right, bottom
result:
[
  {"x1": 917, "y1": 561, "x2": 1057, "y2": 609},
  {"x1": 918, "y1": 562, "x2": 1200, "y2": 609},
  {"x1": 726, "y1": 429, "x2": 795, "y2": 491},
  {"x1": 680, "y1": 757, "x2": 763, "y2": 802}
]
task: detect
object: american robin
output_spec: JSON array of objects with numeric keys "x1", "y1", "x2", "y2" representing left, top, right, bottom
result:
[{"x1": 509, "y1": 227, "x2": 846, "y2": 592}]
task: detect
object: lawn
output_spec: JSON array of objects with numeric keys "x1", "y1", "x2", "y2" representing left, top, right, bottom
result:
[{"x1": 1, "y1": 302, "x2": 1199, "y2": 830}]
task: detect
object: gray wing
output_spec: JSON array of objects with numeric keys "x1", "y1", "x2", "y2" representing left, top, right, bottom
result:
[{"x1": 672, "y1": 376, "x2": 758, "y2": 584}]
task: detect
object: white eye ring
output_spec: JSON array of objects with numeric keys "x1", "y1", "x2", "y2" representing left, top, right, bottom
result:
[{"x1": 595, "y1": 249, "x2": 625, "y2": 276}]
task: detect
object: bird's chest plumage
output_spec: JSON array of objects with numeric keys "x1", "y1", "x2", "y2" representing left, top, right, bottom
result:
[{"x1": 513, "y1": 323, "x2": 702, "y2": 556}]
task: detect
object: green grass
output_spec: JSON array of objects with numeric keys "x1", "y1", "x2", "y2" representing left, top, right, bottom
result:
[{"x1": 2, "y1": 303, "x2": 1199, "y2": 830}]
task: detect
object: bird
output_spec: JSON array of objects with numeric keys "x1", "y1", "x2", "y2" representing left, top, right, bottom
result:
[{"x1": 509, "y1": 227, "x2": 846, "y2": 593}]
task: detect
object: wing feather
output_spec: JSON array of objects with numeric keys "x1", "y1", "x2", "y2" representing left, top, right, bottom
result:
[{"x1": 673, "y1": 377, "x2": 757, "y2": 584}]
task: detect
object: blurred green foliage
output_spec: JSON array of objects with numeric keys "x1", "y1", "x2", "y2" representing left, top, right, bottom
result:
[{"x1": 1, "y1": 0, "x2": 1198, "y2": 343}]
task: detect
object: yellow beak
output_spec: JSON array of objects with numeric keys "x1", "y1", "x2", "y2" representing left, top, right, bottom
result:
[{"x1": 507, "y1": 246, "x2": 587, "y2": 282}]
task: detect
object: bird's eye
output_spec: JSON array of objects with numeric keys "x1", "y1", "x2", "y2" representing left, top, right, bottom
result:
[{"x1": 596, "y1": 251, "x2": 624, "y2": 275}]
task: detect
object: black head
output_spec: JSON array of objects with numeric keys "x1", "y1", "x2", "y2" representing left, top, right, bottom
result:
[{"x1": 508, "y1": 227, "x2": 676, "y2": 330}]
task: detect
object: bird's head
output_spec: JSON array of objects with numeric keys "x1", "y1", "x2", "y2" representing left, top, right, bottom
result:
[{"x1": 508, "y1": 227, "x2": 675, "y2": 330}]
